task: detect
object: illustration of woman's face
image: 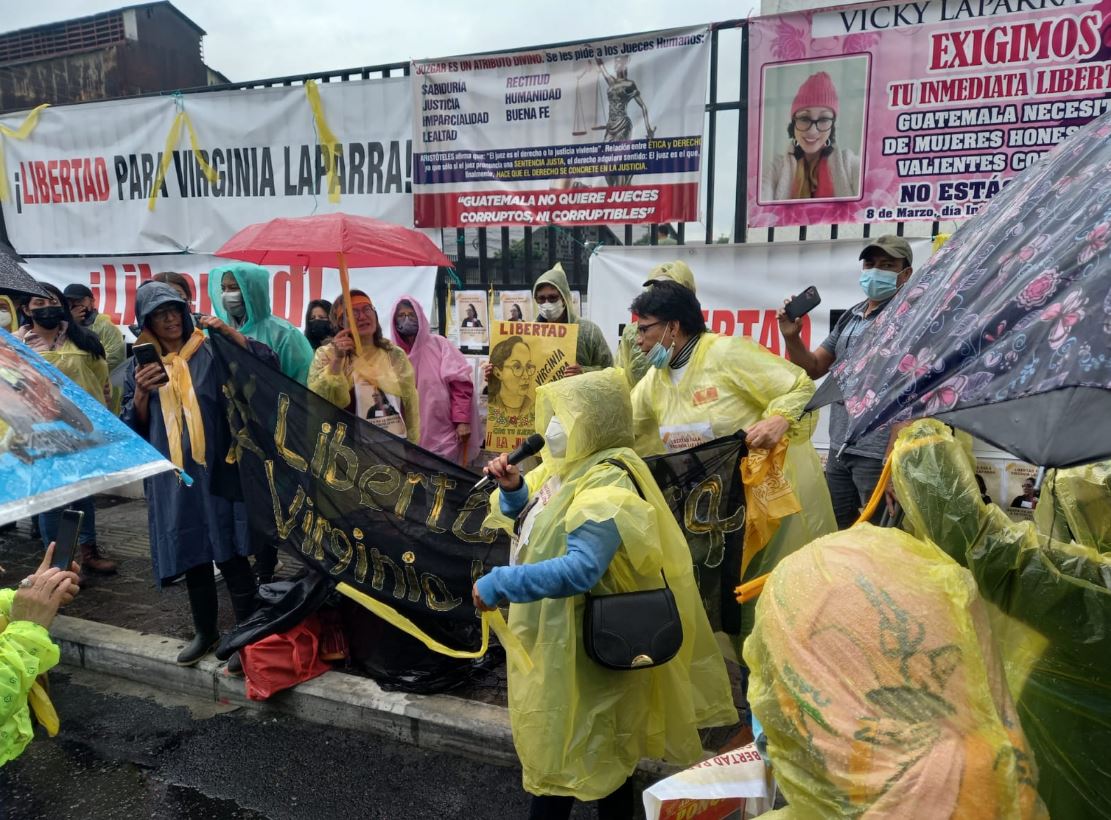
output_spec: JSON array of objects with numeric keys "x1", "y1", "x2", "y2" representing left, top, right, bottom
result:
[
  {"x1": 494, "y1": 342, "x2": 534, "y2": 401},
  {"x1": 792, "y1": 106, "x2": 835, "y2": 157}
]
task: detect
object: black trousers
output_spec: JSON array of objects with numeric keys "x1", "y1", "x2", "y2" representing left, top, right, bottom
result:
[{"x1": 528, "y1": 779, "x2": 635, "y2": 820}]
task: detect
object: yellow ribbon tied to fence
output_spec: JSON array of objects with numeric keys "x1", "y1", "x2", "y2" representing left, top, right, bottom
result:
[
  {"x1": 304, "y1": 80, "x2": 342, "y2": 204},
  {"x1": 0, "y1": 104, "x2": 49, "y2": 203},
  {"x1": 148, "y1": 102, "x2": 218, "y2": 212}
]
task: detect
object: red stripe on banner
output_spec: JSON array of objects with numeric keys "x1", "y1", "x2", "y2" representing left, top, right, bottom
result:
[{"x1": 413, "y1": 182, "x2": 699, "y2": 228}]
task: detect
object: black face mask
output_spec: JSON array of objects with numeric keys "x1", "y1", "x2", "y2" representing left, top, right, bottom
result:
[
  {"x1": 305, "y1": 319, "x2": 333, "y2": 344},
  {"x1": 31, "y1": 306, "x2": 67, "y2": 329},
  {"x1": 81, "y1": 307, "x2": 99, "y2": 326}
]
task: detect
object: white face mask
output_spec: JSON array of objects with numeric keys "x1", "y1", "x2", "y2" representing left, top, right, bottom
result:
[
  {"x1": 0, "y1": 309, "x2": 11, "y2": 330},
  {"x1": 545, "y1": 416, "x2": 568, "y2": 458},
  {"x1": 537, "y1": 299, "x2": 564, "y2": 321}
]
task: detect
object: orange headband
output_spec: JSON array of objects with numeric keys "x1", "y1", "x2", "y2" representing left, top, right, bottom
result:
[{"x1": 350, "y1": 295, "x2": 373, "y2": 310}]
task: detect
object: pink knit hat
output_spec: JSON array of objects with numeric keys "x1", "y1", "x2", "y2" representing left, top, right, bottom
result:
[{"x1": 791, "y1": 71, "x2": 838, "y2": 116}]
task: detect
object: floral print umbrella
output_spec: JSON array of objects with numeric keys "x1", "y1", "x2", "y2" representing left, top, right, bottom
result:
[{"x1": 809, "y1": 111, "x2": 1111, "y2": 468}]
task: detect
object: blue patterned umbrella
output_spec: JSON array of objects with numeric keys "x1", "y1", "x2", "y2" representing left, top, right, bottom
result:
[{"x1": 810, "y1": 111, "x2": 1111, "y2": 467}]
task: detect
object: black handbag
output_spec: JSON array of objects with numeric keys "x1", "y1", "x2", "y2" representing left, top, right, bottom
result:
[{"x1": 582, "y1": 458, "x2": 683, "y2": 671}]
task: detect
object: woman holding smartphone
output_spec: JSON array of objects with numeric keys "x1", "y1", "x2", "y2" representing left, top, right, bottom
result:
[{"x1": 122, "y1": 282, "x2": 278, "y2": 666}]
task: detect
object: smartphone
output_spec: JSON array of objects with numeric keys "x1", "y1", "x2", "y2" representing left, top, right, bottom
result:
[
  {"x1": 784, "y1": 286, "x2": 821, "y2": 321},
  {"x1": 51, "y1": 509, "x2": 83, "y2": 571},
  {"x1": 133, "y1": 343, "x2": 167, "y2": 380}
]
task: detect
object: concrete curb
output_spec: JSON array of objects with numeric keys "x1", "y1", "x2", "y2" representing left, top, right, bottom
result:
[
  {"x1": 51, "y1": 614, "x2": 518, "y2": 767},
  {"x1": 51, "y1": 615, "x2": 680, "y2": 778}
]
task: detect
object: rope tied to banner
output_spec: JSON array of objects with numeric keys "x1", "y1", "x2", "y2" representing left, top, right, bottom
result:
[
  {"x1": 0, "y1": 104, "x2": 49, "y2": 203},
  {"x1": 304, "y1": 80, "x2": 342, "y2": 205},
  {"x1": 148, "y1": 93, "x2": 218, "y2": 212}
]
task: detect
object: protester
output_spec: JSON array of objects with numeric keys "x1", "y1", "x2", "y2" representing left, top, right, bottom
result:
[
  {"x1": 308, "y1": 290, "x2": 420, "y2": 444},
  {"x1": 16, "y1": 282, "x2": 117, "y2": 576},
  {"x1": 389, "y1": 296, "x2": 477, "y2": 463},
  {"x1": 614, "y1": 260, "x2": 696, "y2": 387},
  {"x1": 760, "y1": 70, "x2": 861, "y2": 201},
  {"x1": 152, "y1": 271, "x2": 194, "y2": 305},
  {"x1": 1011, "y1": 478, "x2": 1039, "y2": 510},
  {"x1": 629, "y1": 280, "x2": 836, "y2": 644},
  {"x1": 0, "y1": 294, "x2": 18, "y2": 333},
  {"x1": 778, "y1": 235, "x2": 914, "y2": 529},
  {"x1": 208, "y1": 263, "x2": 314, "y2": 385},
  {"x1": 303, "y1": 299, "x2": 334, "y2": 350},
  {"x1": 63, "y1": 283, "x2": 126, "y2": 411},
  {"x1": 121, "y1": 282, "x2": 274, "y2": 666},
  {"x1": 0, "y1": 545, "x2": 81, "y2": 767},
  {"x1": 533, "y1": 263, "x2": 612, "y2": 374},
  {"x1": 474, "y1": 368, "x2": 737, "y2": 819}
]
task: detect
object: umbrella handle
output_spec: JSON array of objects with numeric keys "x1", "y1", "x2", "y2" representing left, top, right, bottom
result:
[{"x1": 338, "y1": 252, "x2": 363, "y2": 357}]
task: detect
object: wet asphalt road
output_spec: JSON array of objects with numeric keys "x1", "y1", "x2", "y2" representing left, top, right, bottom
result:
[{"x1": 0, "y1": 669, "x2": 601, "y2": 820}]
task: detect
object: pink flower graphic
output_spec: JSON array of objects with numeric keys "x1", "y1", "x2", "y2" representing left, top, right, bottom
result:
[
  {"x1": 1041, "y1": 290, "x2": 1087, "y2": 350},
  {"x1": 845, "y1": 389, "x2": 877, "y2": 418},
  {"x1": 770, "y1": 18, "x2": 809, "y2": 60},
  {"x1": 841, "y1": 33, "x2": 880, "y2": 53},
  {"x1": 1078, "y1": 223, "x2": 1109, "y2": 265},
  {"x1": 1016, "y1": 268, "x2": 1061, "y2": 309}
]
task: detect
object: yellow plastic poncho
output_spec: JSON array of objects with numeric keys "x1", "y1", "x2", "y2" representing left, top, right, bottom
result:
[
  {"x1": 1034, "y1": 460, "x2": 1111, "y2": 552},
  {"x1": 891, "y1": 420, "x2": 1111, "y2": 820},
  {"x1": 485, "y1": 368, "x2": 737, "y2": 801},
  {"x1": 307, "y1": 341, "x2": 420, "y2": 444},
  {"x1": 0, "y1": 588, "x2": 61, "y2": 767},
  {"x1": 630, "y1": 332, "x2": 836, "y2": 641},
  {"x1": 88, "y1": 312, "x2": 125, "y2": 411},
  {"x1": 615, "y1": 260, "x2": 697, "y2": 388},
  {"x1": 745, "y1": 525, "x2": 1048, "y2": 820},
  {"x1": 15, "y1": 325, "x2": 109, "y2": 407}
]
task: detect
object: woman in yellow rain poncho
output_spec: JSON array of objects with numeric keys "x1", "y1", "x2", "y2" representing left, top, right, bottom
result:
[
  {"x1": 307, "y1": 290, "x2": 420, "y2": 444},
  {"x1": 473, "y1": 368, "x2": 737, "y2": 817},
  {"x1": 628, "y1": 280, "x2": 836, "y2": 644},
  {"x1": 614, "y1": 259, "x2": 697, "y2": 388}
]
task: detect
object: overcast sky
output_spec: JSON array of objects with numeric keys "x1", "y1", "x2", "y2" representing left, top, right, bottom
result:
[{"x1": 4, "y1": 1, "x2": 758, "y2": 81}]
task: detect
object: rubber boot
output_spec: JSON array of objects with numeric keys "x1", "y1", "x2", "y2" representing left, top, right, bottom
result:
[
  {"x1": 177, "y1": 580, "x2": 219, "y2": 666},
  {"x1": 224, "y1": 560, "x2": 258, "y2": 678},
  {"x1": 80, "y1": 543, "x2": 118, "y2": 575}
]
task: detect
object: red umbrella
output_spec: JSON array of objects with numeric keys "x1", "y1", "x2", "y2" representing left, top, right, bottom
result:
[{"x1": 214, "y1": 213, "x2": 451, "y2": 354}]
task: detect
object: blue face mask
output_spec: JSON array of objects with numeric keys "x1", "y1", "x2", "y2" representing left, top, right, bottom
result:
[
  {"x1": 859, "y1": 268, "x2": 902, "y2": 301},
  {"x1": 646, "y1": 325, "x2": 675, "y2": 369}
]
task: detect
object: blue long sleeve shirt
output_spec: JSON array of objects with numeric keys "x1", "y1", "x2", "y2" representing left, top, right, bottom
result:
[{"x1": 475, "y1": 481, "x2": 621, "y2": 607}]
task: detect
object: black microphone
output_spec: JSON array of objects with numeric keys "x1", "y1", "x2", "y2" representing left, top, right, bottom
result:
[{"x1": 471, "y1": 433, "x2": 545, "y2": 493}]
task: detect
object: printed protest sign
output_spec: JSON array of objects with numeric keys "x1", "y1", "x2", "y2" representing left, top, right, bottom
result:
[{"x1": 455, "y1": 290, "x2": 489, "y2": 349}]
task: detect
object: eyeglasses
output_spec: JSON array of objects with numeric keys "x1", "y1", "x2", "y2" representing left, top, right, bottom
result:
[
  {"x1": 534, "y1": 294, "x2": 562, "y2": 304},
  {"x1": 635, "y1": 320, "x2": 664, "y2": 337},
  {"x1": 793, "y1": 116, "x2": 835, "y2": 133},
  {"x1": 351, "y1": 306, "x2": 377, "y2": 320},
  {"x1": 503, "y1": 362, "x2": 537, "y2": 378},
  {"x1": 150, "y1": 308, "x2": 180, "y2": 323}
]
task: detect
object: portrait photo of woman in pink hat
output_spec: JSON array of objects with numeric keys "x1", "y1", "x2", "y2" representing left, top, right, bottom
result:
[{"x1": 760, "y1": 60, "x2": 865, "y2": 202}]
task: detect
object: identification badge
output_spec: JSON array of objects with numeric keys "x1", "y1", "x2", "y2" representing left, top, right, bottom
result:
[{"x1": 659, "y1": 422, "x2": 715, "y2": 453}]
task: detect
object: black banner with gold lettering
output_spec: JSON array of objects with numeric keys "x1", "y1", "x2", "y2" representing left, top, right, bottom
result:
[{"x1": 211, "y1": 333, "x2": 746, "y2": 652}]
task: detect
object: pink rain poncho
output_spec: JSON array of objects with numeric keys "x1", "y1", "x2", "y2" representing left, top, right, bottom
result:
[{"x1": 389, "y1": 295, "x2": 479, "y2": 463}]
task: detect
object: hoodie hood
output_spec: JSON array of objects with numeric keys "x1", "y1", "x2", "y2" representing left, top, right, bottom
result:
[
  {"x1": 135, "y1": 282, "x2": 195, "y2": 338},
  {"x1": 645, "y1": 260, "x2": 697, "y2": 292},
  {"x1": 533, "y1": 263, "x2": 577, "y2": 323},
  {"x1": 208, "y1": 263, "x2": 272, "y2": 331}
]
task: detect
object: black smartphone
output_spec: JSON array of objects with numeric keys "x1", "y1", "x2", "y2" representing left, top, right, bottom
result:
[
  {"x1": 51, "y1": 509, "x2": 83, "y2": 571},
  {"x1": 132, "y1": 343, "x2": 167, "y2": 379},
  {"x1": 784, "y1": 286, "x2": 822, "y2": 321}
]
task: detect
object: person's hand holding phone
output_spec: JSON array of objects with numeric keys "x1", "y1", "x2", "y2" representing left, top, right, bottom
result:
[
  {"x1": 11, "y1": 544, "x2": 82, "y2": 628},
  {"x1": 776, "y1": 297, "x2": 805, "y2": 340},
  {"x1": 133, "y1": 362, "x2": 169, "y2": 397}
]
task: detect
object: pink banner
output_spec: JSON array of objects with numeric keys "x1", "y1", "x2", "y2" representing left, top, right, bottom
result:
[{"x1": 746, "y1": 0, "x2": 1111, "y2": 228}]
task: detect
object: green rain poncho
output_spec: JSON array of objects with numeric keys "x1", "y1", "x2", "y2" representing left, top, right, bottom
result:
[
  {"x1": 533, "y1": 263, "x2": 613, "y2": 371},
  {"x1": 484, "y1": 369, "x2": 737, "y2": 801},
  {"x1": 208, "y1": 263, "x2": 314, "y2": 385},
  {"x1": 615, "y1": 260, "x2": 697, "y2": 388},
  {"x1": 891, "y1": 420, "x2": 1111, "y2": 820}
]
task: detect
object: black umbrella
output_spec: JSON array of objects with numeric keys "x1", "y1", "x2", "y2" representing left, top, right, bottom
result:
[
  {"x1": 0, "y1": 243, "x2": 45, "y2": 298},
  {"x1": 809, "y1": 111, "x2": 1111, "y2": 468}
]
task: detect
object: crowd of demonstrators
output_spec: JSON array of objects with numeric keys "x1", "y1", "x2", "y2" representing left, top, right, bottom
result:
[
  {"x1": 778, "y1": 235, "x2": 914, "y2": 529},
  {"x1": 303, "y1": 299, "x2": 334, "y2": 349},
  {"x1": 389, "y1": 295, "x2": 478, "y2": 464},
  {"x1": 614, "y1": 260, "x2": 696, "y2": 388},
  {"x1": 121, "y1": 282, "x2": 274, "y2": 667},
  {"x1": 308, "y1": 290, "x2": 420, "y2": 444},
  {"x1": 474, "y1": 370, "x2": 737, "y2": 820},
  {"x1": 16, "y1": 282, "x2": 118, "y2": 577},
  {"x1": 533, "y1": 263, "x2": 612, "y2": 374},
  {"x1": 0, "y1": 545, "x2": 81, "y2": 767},
  {"x1": 208, "y1": 264, "x2": 315, "y2": 385},
  {"x1": 62, "y1": 283, "x2": 126, "y2": 408}
]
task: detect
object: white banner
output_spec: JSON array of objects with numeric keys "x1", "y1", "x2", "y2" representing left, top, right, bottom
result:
[
  {"x1": 1, "y1": 78, "x2": 413, "y2": 256},
  {"x1": 587, "y1": 240, "x2": 1019, "y2": 468},
  {"x1": 23, "y1": 255, "x2": 435, "y2": 339},
  {"x1": 411, "y1": 26, "x2": 709, "y2": 228}
]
